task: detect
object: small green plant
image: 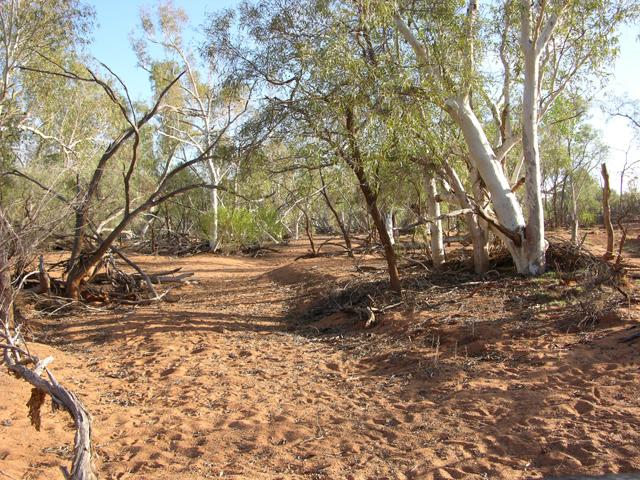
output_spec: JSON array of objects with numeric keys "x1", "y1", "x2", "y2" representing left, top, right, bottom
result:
[{"x1": 199, "y1": 206, "x2": 285, "y2": 250}]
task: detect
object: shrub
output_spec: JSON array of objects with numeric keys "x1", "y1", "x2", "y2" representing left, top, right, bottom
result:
[{"x1": 199, "y1": 206, "x2": 285, "y2": 250}]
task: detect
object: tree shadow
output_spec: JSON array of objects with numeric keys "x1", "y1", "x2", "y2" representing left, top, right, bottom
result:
[
  {"x1": 279, "y1": 262, "x2": 640, "y2": 478},
  {"x1": 29, "y1": 247, "x2": 640, "y2": 479}
]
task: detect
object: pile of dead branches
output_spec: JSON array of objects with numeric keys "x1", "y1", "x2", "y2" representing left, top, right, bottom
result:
[
  {"x1": 129, "y1": 230, "x2": 209, "y2": 256},
  {"x1": 18, "y1": 251, "x2": 195, "y2": 314},
  {"x1": 546, "y1": 240, "x2": 628, "y2": 288},
  {"x1": 292, "y1": 239, "x2": 636, "y2": 336},
  {"x1": 80, "y1": 254, "x2": 193, "y2": 304}
]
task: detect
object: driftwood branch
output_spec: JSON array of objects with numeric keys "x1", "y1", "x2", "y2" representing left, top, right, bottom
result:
[
  {"x1": 4, "y1": 359, "x2": 96, "y2": 480},
  {"x1": 109, "y1": 246, "x2": 159, "y2": 299},
  {"x1": 1, "y1": 253, "x2": 96, "y2": 479}
]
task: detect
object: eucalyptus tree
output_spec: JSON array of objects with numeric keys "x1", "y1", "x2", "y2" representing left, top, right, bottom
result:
[
  {"x1": 540, "y1": 95, "x2": 607, "y2": 234},
  {"x1": 542, "y1": 111, "x2": 607, "y2": 243},
  {"x1": 11, "y1": 61, "x2": 128, "y2": 232},
  {"x1": 428, "y1": 122, "x2": 492, "y2": 274},
  {"x1": 392, "y1": 0, "x2": 639, "y2": 274},
  {"x1": 318, "y1": 163, "x2": 355, "y2": 257},
  {"x1": 284, "y1": 143, "x2": 357, "y2": 256},
  {"x1": 12, "y1": 58, "x2": 259, "y2": 299},
  {"x1": 0, "y1": 0, "x2": 93, "y2": 145},
  {"x1": 207, "y1": 0, "x2": 454, "y2": 291},
  {"x1": 209, "y1": 0, "x2": 412, "y2": 291},
  {"x1": 0, "y1": 1, "x2": 101, "y2": 245},
  {"x1": 133, "y1": 1, "x2": 252, "y2": 251}
]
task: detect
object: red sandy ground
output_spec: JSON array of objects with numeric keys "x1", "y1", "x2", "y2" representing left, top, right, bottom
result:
[{"x1": 0, "y1": 232, "x2": 639, "y2": 479}]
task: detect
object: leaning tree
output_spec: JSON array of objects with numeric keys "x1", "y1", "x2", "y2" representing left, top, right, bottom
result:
[{"x1": 392, "y1": 0, "x2": 639, "y2": 274}]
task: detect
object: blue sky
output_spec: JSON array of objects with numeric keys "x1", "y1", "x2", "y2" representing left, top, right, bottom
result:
[
  {"x1": 85, "y1": 0, "x2": 639, "y2": 185},
  {"x1": 591, "y1": 26, "x2": 640, "y2": 188},
  {"x1": 85, "y1": 0, "x2": 240, "y2": 99}
]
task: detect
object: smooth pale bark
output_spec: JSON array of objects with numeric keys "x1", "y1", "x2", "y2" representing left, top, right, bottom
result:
[
  {"x1": 443, "y1": 163, "x2": 489, "y2": 273},
  {"x1": 384, "y1": 211, "x2": 395, "y2": 247},
  {"x1": 445, "y1": 96, "x2": 531, "y2": 272},
  {"x1": 445, "y1": 96, "x2": 526, "y2": 235},
  {"x1": 520, "y1": 9, "x2": 546, "y2": 274},
  {"x1": 570, "y1": 178, "x2": 579, "y2": 245},
  {"x1": 206, "y1": 159, "x2": 221, "y2": 252},
  {"x1": 209, "y1": 186, "x2": 219, "y2": 251},
  {"x1": 601, "y1": 164, "x2": 615, "y2": 259},
  {"x1": 425, "y1": 175, "x2": 444, "y2": 268},
  {"x1": 394, "y1": 10, "x2": 554, "y2": 275}
]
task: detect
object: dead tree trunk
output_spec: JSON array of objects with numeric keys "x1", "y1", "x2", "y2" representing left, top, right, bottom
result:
[
  {"x1": 570, "y1": 178, "x2": 579, "y2": 246},
  {"x1": 601, "y1": 163, "x2": 614, "y2": 259}
]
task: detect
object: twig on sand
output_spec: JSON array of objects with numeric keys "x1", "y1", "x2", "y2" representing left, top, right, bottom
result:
[{"x1": 0, "y1": 469, "x2": 19, "y2": 480}]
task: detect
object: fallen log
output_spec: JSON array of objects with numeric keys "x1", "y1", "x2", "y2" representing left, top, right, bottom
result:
[
  {"x1": 132, "y1": 271, "x2": 194, "y2": 284},
  {"x1": 150, "y1": 272, "x2": 194, "y2": 283}
]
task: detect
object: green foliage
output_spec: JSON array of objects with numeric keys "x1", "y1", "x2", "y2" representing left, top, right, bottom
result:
[
  {"x1": 199, "y1": 206, "x2": 285, "y2": 249},
  {"x1": 3, "y1": 0, "x2": 638, "y2": 273}
]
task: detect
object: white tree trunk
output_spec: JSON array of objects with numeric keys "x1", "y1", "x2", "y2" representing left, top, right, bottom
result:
[
  {"x1": 206, "y1": 161, "x2": 221, "y2": 252},
  {"x1": 443, "y1": 163, "x2": 489, "y2": 274},
  {"x1": 445, "y1": 96, "x2": 526, "y2": 234},
  {"x1": 521, "y1": 42, "x2": 546, "y2": 274},
  {"x1": 384, "y1": 211, "x2": 395, "y2": 246},
  {"x1": 425, "y1": 175, "x2": 444, "y2": 268},
  {"x1": 209, "y1": 186, "x2": 219, "y2": 251},
  {"x1": 445, "y1": 95, "x2": 530, "y2": 272}
]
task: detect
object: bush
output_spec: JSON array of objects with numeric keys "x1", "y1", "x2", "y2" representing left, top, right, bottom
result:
[{"x1": 199, "y1": 206, "x2": 285, "y2": 250}]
